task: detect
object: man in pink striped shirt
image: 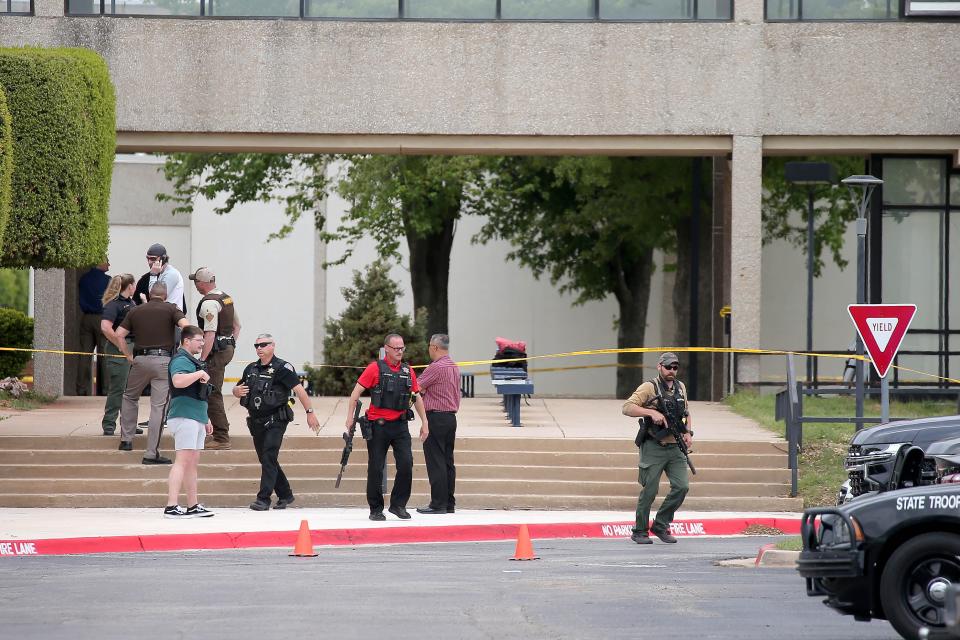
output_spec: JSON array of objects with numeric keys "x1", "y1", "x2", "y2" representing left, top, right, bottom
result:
[{"x1": 416, "y1": 334, "x2": 461, "y2": 515}]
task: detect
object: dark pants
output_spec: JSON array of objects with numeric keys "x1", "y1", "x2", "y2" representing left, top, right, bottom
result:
[
  {"x1": 633, "y1": 439, "x2": 690, "y2": 535},
  {"x1": 77, "y1": 313, "x2": 106, "y2": 395},
  {"x1": 422, "y1": 411, "x2": 457, "y2": 510},
  {"x1": 206, "y1": 345, "x2": 234, "y2": 443},
  {"x1": 366, "y1": 419, "x2": 413, "y2": 513},
  {"x1": 100, "y1": 340, "x2": 132, "y2": 432},
  {"x1": 247, "y1": 417, "x2": 292, "y2": 503}
]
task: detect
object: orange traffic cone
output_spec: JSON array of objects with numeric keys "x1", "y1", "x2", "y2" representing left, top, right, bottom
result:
[
  {"x1": 289, "y1": 519, "x2": 318, "y2": 557},
  {"x1": 510, "y1": 524, "x2": 539, "y2": 561}
]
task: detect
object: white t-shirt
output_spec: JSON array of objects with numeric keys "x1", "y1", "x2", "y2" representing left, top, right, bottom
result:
[{"x1": 150, "y1": 264, "x2": 185, "y2": 311}]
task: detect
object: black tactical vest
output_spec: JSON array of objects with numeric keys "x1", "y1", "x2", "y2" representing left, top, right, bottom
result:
[
  {"x1": 370, "y1": 360, "x2": 413, "y2": 411},
  {"x1": 196, "y1": 291, "x2": 235, "y2": 337},
  {"x1": 241, "y1": 358, "x2": 291, "y2": 417},
  {"x1": 650, "y1": 377, "x2": 688, "y2": 431},
  {"x1": 169, "y1": 350, "x2": 209, "y2": 402}
]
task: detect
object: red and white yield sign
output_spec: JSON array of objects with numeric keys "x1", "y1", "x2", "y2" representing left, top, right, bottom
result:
[{"x1": 847, "y1": 304, "x2": 918, "y2": 378}]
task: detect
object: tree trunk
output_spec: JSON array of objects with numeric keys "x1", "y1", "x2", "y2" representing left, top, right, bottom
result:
[
  {"x1": 615, "y1": 249, "x2": 655, "y2": 399},
  {"x1": 405, "y1": 210, "x2": 456, "y2": 338},
  {"x1": 673, "y1": 158, "x2": 714, "y2": 400}
]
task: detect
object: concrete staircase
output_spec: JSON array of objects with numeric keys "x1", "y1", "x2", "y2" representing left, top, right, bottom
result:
[{"x1": 0, "y1": 434, "x2": 802, "y2": 511}]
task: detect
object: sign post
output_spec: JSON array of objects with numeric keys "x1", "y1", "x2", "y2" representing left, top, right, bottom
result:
[{"x1": 847, "y1": 304, "x2": 917, "y2": 423}]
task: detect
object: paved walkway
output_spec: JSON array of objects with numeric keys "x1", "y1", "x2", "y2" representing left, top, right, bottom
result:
[{"x1": 0, "y1": 396, "x2": 779, "y2": 441}]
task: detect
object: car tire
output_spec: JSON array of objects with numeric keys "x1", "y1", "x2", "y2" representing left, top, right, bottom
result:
[{"x1": 879, "y1": 532, "x2": 960, "y2": 640}]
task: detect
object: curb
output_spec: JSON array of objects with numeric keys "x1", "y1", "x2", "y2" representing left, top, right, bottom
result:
[
  {"x1": 0, "y1": 516, "x2": 801, "y2": 557},
  {"x1": 755, "y1": 545, "x2": 800, "y2": 568}
]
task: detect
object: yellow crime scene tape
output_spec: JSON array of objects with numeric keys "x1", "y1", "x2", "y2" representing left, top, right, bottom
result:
[{"x1": 3, "y1": 345, "x2": 959, "y2": 386}]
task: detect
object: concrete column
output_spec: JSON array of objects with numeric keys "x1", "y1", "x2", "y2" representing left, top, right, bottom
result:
[
  {"x1": 32, "y1": 269, "x2": 65, "y2": 396},
  {"x1": 312, "y1": 198, "x2": 328, "y2": 368},
  {"x1": 33, "y1": 0, "x2": 66, "y2": 17},
  {"x1": 730, "y1": 136, "x2": 762, "y2": 385},
  {"x1": 735, "y1": 0, "x2": 765, "y2": 22}
]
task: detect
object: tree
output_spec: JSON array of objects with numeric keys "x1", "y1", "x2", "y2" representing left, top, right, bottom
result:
[
  {"x1": 304, "y1": 260, "x2": 428, "y2": 396},
  {"x1": 159, "y1": 153, "x2": 492, "y2": 337},
  {"x1": 479, "y1": 156, "x2": 691, "y2": 398},
  {"x1": 0, "y1": 268, "x2": 29, "y2": 313}
]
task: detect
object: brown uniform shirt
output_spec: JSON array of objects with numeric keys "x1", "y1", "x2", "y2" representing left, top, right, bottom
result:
[
  {"x1": 119, "y1": 298, "x2": 185, "y2": 351},
  {"x1": 623, "y1": 379, "x2": 689, "y2": 443}
]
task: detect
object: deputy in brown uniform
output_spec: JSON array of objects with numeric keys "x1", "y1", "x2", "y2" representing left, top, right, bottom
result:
[
  {"x1": 189, "y1": 267, "x2": 240, "y2": 450},
  {"x1": 114, "y1": 282, "x2": 190, "y2": 464}
]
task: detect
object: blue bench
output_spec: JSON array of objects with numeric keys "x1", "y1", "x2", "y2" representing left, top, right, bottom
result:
[{"x1": 491, "y1": 366, "x2": 533, "y2": 427}]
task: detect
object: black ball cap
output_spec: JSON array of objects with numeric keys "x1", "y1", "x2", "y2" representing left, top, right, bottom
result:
[{"x1": 147, "y1": 243, "x2": 167, "y2": 258}]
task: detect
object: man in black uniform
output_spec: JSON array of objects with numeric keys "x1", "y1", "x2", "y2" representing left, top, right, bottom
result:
[
  {"x1": 233, "y1": 333, "x2": 320, "y2": 511},
  {"x1": 189, "y1": 267, "x2": 240, "y2": 450}
]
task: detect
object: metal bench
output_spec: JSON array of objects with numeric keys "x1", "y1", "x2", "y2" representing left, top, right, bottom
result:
[{"x1": 490, "y1": 366, "x2": 533, "y2": 427}]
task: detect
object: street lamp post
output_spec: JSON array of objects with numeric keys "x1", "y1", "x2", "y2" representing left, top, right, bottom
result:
[
  {"x1": 841, "y1": 174, "x2": 883, "y2": 428},
  {"x1": 785, "y1": 162, "x2": 837, "y2": 384}
]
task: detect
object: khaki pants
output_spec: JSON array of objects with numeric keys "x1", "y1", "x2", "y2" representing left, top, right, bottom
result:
[
  {"x1": 119, "y1": 354, "x2": 170, "y2": 459},
  {"x1": 205, "y1": 344, "x2": 234, "y2": 443}
]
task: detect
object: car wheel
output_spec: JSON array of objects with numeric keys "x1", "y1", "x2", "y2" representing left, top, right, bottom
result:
[{"x1": 879, "y1": 532, "x2": 960, "y2": 640}]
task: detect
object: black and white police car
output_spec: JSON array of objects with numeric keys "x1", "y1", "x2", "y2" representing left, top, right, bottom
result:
[{"x1": 798, "y1": 483, "x2": 960, "y2": 640}]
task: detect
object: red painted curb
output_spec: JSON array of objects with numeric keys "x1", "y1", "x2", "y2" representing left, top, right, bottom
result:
[{"x1": 0, "y1": 516, "x2": 801, "y2": 557}]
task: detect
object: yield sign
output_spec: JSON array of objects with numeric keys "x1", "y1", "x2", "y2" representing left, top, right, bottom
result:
[{"x1": 847, "y1": 304, "x2": 917, "y2": 378}]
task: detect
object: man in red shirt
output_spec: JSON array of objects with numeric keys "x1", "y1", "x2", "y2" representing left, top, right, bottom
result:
[{"x1": 345, "y1": 333, "x2": 429, "y2": 521}]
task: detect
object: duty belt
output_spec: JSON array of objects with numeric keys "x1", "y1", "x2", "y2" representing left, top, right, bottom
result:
[
  {"x1": 216, "y1": 336, "x2": 236, "y2": 346},
  {"x1": 134, "y1": 348, "x2": 172, "y2": 357}
]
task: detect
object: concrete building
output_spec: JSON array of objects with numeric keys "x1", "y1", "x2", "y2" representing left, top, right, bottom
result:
[{"x1": 3, "y1": 0, "x2": 958, "y2": 396}]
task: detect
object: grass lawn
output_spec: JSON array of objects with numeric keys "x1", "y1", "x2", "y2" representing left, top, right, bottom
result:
[
  {"x1": 0, "y1": 390, "x2": 56, "y2": 412},
  {"x1": 725, "y1": 391, "x2": 957, "y2": 508}
]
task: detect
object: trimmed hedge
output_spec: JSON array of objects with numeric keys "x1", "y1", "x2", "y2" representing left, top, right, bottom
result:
[
  {"x1": 0, "y1": 86, "x2": 10, "y2": 258},
  {"x1": 0, "y1": 48, "x2": 116, "y2": 268},
  {"x1": 0, "y1": 307, "x2": 33, "y2": 379}
]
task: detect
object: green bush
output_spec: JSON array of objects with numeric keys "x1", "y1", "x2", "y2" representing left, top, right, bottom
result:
[
  {"x1": 0, "y1": 307, "x2": 33, "y2": 378},
  {"x1": 0, "y1": 268, "x2": 28, "y2": 313},
  {"x1": 306, "y1": 261, "x2": 429, "y2": 396},
  {"x1": 0, "y1": 85, "x2": 10, "y2": 256},
  {"x1": 0, "y1": 47, "x2": 116, "y2": 268}
]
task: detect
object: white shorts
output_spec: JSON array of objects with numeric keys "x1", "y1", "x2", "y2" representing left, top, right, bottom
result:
[{"x1": 167, "y1": 417, "x2": 206, "y2": 450}]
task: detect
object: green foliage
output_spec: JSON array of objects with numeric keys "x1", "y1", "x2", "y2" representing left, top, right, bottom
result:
[
  {"x1": 305, "y1": 261, "x2": 429, "y2": 396},
  {"x1": 0, "y1": 85, "x2": 10, "y2": 256},
  {"x1": 761, "y1": 156, "x2": 864, "y2": 276},
  {"x1": 0, "y1": 307, "x2": 33, "y2": 378},
  {"x1": 0, "y1": 268, "x2": 28, "y2": 313},
  {"x1": 0, "y1": 47, "x2": 116, "y2": 268},
  {"x1": 479, "y1": 156, "x2": 689, "y2": 305}
]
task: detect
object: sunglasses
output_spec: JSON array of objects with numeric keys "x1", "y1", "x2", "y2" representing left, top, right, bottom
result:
[
  {"x1": 661, "y1": 364, "x2": 679, "y2": 371},
  {"x1": 253, "y1": 342, "x2": 274, "y2": 349},
  {"x1": 386, "y1": 345, "x2": 405, "y2": 352}
]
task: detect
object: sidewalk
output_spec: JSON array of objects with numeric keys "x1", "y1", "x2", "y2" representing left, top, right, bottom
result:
[{"x1": 0, "y1": 507, "x2": 802, "y2": 557}]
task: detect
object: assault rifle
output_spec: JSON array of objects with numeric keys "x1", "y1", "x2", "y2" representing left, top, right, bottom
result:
[
  {"x1": 649, "y1": 385, "x2": 696, "y2": 475},
  {"x1": 335, "y1": 401, "x2": 362, "y2": 488}
]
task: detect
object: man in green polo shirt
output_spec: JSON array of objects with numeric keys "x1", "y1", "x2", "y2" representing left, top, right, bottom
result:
[{"x1": 163, "y1": 326, "x2": 215, "y2": 519}]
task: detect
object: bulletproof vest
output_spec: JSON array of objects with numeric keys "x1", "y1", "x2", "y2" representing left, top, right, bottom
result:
[
  {"x1": 370, "y1": 360, "x2": 413, "y2": 411},
  {"x1": 242, "y1": 358, "x2": 291, "y2": 416},
  {"x1": 196, "y1": 291, "x2": 235, "y2": 337},
  {"x1": 110, "y1": 296, "x2": 134, "y2": 331},
  {"x1": 169, "y1": 350, "x2": 208, "y2": 402},
  {"x1": 651, "y1": 377, "x2": 687, "y2": 430}
]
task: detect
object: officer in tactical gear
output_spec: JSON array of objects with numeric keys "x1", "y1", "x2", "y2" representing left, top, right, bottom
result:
[
  {"x1": 621, "y1": 352, "x2": 695, "y2": 545},
  {"x1": 345, "y1": 333, "x2": 429, "y2": 522},
  {"x1": 189, "y1": 267, "x2": 241, "y2": 450},
  {"x1": 234, "y1": 333, "x2": 319, "y2": 511}
]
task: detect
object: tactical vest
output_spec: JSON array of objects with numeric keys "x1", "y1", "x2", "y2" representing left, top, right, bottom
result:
[
  {"x1": 242, "y1": 358, "x2": 291, "y2": 417},
  {"x1": 370, "y1": 360, "x2": 413, "y2": 411},
  {"x1": 169, "y1": 350, "x2": 209, "y2": 402},
  {"x1": 650, "y1": 377, "x2": 688, "y2": 431},
  {"x1": 196, "y1": 291, "x2": 235, "y2": 337}
]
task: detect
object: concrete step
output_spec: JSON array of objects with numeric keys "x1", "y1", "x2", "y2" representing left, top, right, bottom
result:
[
  {"x1": 0, "y1": 477, "x2": 791, "y2": 498},
  {"x1": 0, "y1": 463, "x2": 791, "y2": 483},
  {"x1": 0, "y1": 449, "x2": 788, "y2": 468},
  {"x1": 0, "y1": 492, "x2": 804, "y2": 511},
  {"x1": 0, "y1": 435, "x2": 785, "y2": 455}
]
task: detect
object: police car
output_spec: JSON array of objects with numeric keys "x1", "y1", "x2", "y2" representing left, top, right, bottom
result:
[{"x1": 798, "y1": 483, "x2": 960, "y2": 640}]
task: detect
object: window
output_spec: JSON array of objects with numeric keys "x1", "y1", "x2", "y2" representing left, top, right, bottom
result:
[
  {"x1": 2, "y1": 0, "x2": 32, "y2": 13},
  {"x1": 766, "y1": 0, "x2": 898, "y2": 20}
]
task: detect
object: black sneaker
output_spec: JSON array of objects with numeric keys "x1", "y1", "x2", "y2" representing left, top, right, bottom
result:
[
  {"x1": 274, "y1": 496, "x2": 295, "y2": 510},
  {"x1": 249, "y1": 500, "x2": 270, "y2": 511},
  {"x1": 186, "y1": 504, "x2": 214, "y2": 518},
  {"x1": 142, "y1": 455, "x2": 172, "y2": 465},
  {"x1": 631, "y1": 532, "x2": 653, "y2": 545},
  {"x1": 163, "y1": 505, "x2": 188, "y2": 519},
  {"x1": 652, "y1": 528, "x2": 678, "y2": 544},
  {"x1": 102, "y1": 428, "x2": 115, "y2": 436},
  {"x1": 118, "y1": 441, "x2": 132, "y2": 451},
  {"x1": 369, "y1": 511, "x2": 386, "y2": 521}
]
